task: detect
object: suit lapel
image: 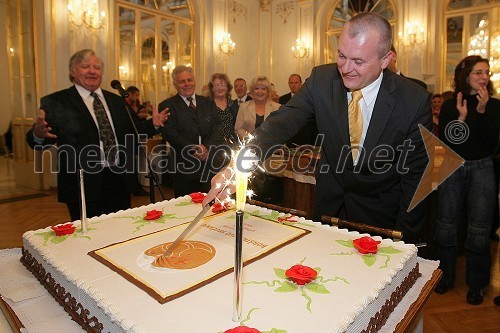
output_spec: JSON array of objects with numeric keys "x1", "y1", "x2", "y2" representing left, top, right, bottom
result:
[
  {"x1": 66, "y1": 86, "x2": 99, "y2": 131},
  {"x1": 363, "y1": 72, "x2": 396, "y2": 154},
  {"x1": 331, "y1": 73, "x2": 350, "y2": 146}
]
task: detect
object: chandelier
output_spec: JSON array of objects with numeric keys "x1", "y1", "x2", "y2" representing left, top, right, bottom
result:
[
  {"x1": 468, "y1": 18, "x2": 489, "y2": 58},
  {"x1": 67, "y1": 0, "x2": 106, "y2": 31}
]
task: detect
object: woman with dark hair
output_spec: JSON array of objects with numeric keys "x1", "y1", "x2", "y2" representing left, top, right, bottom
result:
[
  {"x1": 434, "y1": 56, "x2": 500, "y2": 305},
  {"x1": 207, "y1": 73, "x2": 238, "y2": 144}
]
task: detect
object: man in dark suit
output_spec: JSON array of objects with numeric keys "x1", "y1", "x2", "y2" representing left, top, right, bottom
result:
[
  {"x1": 159, "y1": 65, "x2": 222, "y2": 197},
  {"x1": 279, "y1": 74, "x2": 319, "y2": 147},
  {"x1": 233, "y1": 78, "x2": 252, "y2": 105},
  {"x1": 388, "y1": 45, "x2": 428, "y2": 90},
  {"x1": 279, "y1": 74, "x2": 302, "y2": 105},
  {"x1": 206, "y1": 13, "x2": 432, "y2": 244},
  {"x1": 26, "y1": 49, "x2": 168, "y2": 221}
]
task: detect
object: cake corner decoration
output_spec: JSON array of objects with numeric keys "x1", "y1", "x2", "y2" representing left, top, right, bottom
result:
[
  {"x1": 332, "y1": 236, "x2": 403, "y2": 268},
  {"x1": 246, "y1": 258, "x2": 348, "y2": 313},
  {"x1": 51, "y1": 222, "x2": 76, "y2": 236},
  {"x1": 352, "y1": 236, "x2": 381, "y2": 255}
]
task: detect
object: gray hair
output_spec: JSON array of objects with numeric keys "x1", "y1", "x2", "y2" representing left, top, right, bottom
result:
[
  {"x1": 68, "y1": 49, "x2": 103, "y2": 82},
  {"x1": 172, "y1": 65, "x2": 194, "y2": 82}
]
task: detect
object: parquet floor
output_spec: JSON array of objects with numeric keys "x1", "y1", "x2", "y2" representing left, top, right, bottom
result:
[{"x1": 0, "y1": 157, "x2": 498, "y2": 332}]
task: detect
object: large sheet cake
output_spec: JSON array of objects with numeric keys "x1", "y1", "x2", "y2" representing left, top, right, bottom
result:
[{"x1": 21, "y1": 195, "x2": 419, "y2": 332}]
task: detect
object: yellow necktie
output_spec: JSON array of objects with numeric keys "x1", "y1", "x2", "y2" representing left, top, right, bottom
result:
[{"x1": 348, "y1": 90, "x2": 363, "y2": 162}]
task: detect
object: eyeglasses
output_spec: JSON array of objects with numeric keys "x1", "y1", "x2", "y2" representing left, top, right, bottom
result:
[
  {"x1": 213, "y1": 83, "x2": 227, "y2": 88},
  {"x1": 470, "y1": 70, "x2": 492, "y2": 76}
]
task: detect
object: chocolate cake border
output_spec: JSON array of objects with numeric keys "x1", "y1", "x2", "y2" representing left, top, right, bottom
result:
[
  {"x1": 21, "y1": 248, "x2": 105, "y2": 333},
  {"x1": 362, "y1": 263, "x2": 421, "y2": 333}
]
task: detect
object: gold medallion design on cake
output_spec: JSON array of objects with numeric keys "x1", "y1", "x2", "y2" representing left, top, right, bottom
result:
[{"x1": 144, "y1": 240, "x2": 216, "y2": 269}]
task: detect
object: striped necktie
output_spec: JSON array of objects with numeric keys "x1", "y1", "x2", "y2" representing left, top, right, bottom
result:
[
  {"x1": 187, "y1": 96, "x2": 197, "y2": 113},
  {"x1": 91, "y1": 92, "x2": 116, "y2": 165},
  {"x1": 348, "y1": 90, "x2": 363, "y2": 162}
]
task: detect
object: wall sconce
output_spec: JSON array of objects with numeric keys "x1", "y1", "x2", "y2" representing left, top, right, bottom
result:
[
  {"x1": 398, "y1": 21, "x2": 425, "y2": 47},
  {"x1": 217, "y1": 32, "x2": 236, "y2": 55},
  {"x1": 291, "y1": 39, "x2": 308, "y2": 58},
  {"x1": 67, "y1": 0, "x2": 106, "y2": 31},
  {"x1": 162, "y1": 61, "x2": 175, "y2": 72}
]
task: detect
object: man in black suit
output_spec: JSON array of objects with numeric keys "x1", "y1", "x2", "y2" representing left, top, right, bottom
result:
[
  {"x1": 388, "y1": 45, "x2": 428, "y2": 90},
  {"x1": 279, "y1": 74, "x2": 319, "y2": 146},
  {"x1": 279, "y1": 74, "x2": 302, "y2": 105},
  {"x1": 206, "y1": 13, "x2": 432, "y2": 244},
  {"x1": 159, "y1": 66, "x2": 222, "y2": 197},
  {"x1": 233, "y1": 78, "x2": 252, "y2": 105},
  {"x1": 26, "y1": 49, "x2": 168, "y2": 220}
]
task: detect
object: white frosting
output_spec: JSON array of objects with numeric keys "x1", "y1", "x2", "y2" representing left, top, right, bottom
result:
[{"x1": 22, "y1": 196, "x2": 418, "y2": 333}]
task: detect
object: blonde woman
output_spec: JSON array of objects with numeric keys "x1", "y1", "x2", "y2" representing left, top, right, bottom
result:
[{"x1": 234, "y1": 75, "x2": 281, "y2": 140}]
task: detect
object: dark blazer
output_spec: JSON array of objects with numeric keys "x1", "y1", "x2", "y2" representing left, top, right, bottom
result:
[
  {"x1": 254, "y1": 65, "x2": 432, "y2": 243},
  {"x1": 279, "y1": 93, "x2": 292, "y2": 105},
  {"x1": 159, "y1": 94, "x2": 222, "y2": 179},
  {"x1": 401, "y1": 73, "x2": 428, "y2": 90},
  {"x1": 234, "y1": 95, "x2": 252, "y2": 104},
  {"x1": 26, "y1": 86, "x2": 153, "y2": 204}
]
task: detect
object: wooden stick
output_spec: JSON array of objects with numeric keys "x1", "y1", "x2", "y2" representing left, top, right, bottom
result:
[
  {"x1": 247, "y1": 199, "x2": 307, "y2": 217},
  {"x1": 321, "y1": 215, "x2": 403, "y2": 240}
]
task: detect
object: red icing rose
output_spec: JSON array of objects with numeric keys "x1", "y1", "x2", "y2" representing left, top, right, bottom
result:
[
  {"x1": 212, "y1": 202, "x2": 229, "y2": 213},
  {"x1": 51, "y1": 223, "x2": 76, "y2": 236},
  {"x1": 285, "y1": 264, "x2": 318, "y2": 285},
  {"x1": 224, "y1": 326, "x2": 261, "y2": 333},
  {"x1": 277, "y1": 215, "x2": 298, "y2": 223},
  {"x1": 189, "y1": 192, "x2": 206, "y2": 203},
  {"x1": 144, "y1": 209, "x2": 163, "y2": 220},
  {"x1": 353, "y1": 236, "x2": 381, "y2": 254}
]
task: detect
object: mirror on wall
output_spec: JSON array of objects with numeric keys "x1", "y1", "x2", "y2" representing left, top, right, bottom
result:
[
  {"x1": 445, "y1": 16, "x2": 463, "y2": 91},
  {"x1": 116, "y1": 1, "x2": 194, "y2": 102},
  {"x1": 118, "y1": 6, "x2": 136, "y2": 89}
]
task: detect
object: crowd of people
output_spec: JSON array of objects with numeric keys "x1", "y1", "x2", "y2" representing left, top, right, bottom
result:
[{"x1": 26, "y1": 12, "x2": 499, "y2": 306}]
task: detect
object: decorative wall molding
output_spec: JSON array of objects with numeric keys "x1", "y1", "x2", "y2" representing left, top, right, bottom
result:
[
  {"x1": 259, "y1": 0, "x2": 272, "y2": 11},
  {"x1": 229, "y1": 1, "x2": 248, "y2": 23},
  {"x1": 275, "y1": 1, "x2": 295, "y2": 23}
]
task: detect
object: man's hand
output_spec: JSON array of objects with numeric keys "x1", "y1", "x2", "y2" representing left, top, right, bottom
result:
[
  {"x1": 193, "y1": 144, "x2": 208, "y2": 161},
  {"x1": 152, "y1": 106, "x2": 170, "y2": 127},
  {"x1": 33, "y1": 109, "x2": 57, "y2": 139},
  {"x1": 202, "y1": 167, "x2": 235, "y2": 206}
]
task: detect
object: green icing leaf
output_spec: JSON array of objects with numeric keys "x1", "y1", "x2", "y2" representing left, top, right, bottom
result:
[
  {"x1": 378, "y1": 246, "x2": 402, "y2": 254},
  {"x1": 51, "y1": 235, "x2": 69, "y2": 244},
  {"x1": 274, "y1": 281, "x2": 298, "y2": 293},
  {"x1": 305, "y1": 282, "x2": 330, "y2": 294},
  {"x1": 175, "y1": 200, "x2": 192, "y2": 206},
  {"x1": 362, "y1": 254, "x2": 377, "y2": 267},
  {"x1": 273, "y1": 268, "x2": 287, "y2": 279},
  {"x1": 336, "y1": 239, "x2": 353, "y2": 248},
  {"x1": 266, "y1": 329, "x2": 288, "y2": 333},
  {"x1": 313, "y1": 267, "x2": 321, "y2": 274}
]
